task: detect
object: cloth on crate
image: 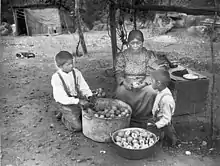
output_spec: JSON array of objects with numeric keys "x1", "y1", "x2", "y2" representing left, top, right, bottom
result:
[
  {"x1": 51, "y1": 68, "x2": 92, "y2": 105},
  {"x1": 152, "y1": 87, "x2": 175, "y2": 129}
]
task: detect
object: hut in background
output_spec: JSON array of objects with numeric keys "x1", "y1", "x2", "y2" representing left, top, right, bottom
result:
[{"x1": 11, "y1": 0, "x2": 75, "y2": 36}]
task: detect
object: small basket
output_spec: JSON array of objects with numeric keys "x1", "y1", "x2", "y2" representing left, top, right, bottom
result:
[{"x1": 110, "y1": 127, "x2": 160, "y2": 160}]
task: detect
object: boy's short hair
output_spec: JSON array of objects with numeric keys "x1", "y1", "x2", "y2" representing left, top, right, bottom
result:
[
  {"x1": 55, "y1": 51, "x2": 73, "y2": 67},
  {"x1": 151, "y1": 69, "x2": 171, "y2": 87}
]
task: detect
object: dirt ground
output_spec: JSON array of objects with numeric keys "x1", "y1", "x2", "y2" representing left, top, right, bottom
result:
[{"x1": 1, "y1": 30, "x2": 220, "y2": 166}]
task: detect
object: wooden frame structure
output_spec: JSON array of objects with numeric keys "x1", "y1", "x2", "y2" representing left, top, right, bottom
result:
[{"x1": 108, "y1": 0, "x2": 219, "y2": 143}]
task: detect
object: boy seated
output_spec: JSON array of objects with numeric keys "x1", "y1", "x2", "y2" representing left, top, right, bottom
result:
[
  {"x1": 148, "y1": 68, "x2": 178, "y2": 146},
  {"x1": 51, "y1": 51, "x2": 92, "y2": 132}
]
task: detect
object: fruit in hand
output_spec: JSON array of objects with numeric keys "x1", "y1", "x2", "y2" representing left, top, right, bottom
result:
[
  {"x1": 132, "y1": 82, "x2": 140, "y2": 88},
  {"x1": 92, "y1": 88, "x2": 106, "y2": 98}
]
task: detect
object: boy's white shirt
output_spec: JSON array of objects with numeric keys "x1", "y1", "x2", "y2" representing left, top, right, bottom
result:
[
  {"x1": 152, "y1": 87, "x2": 175, "y2": 129},
  {"x1": 51, "y1": 68, "x2": 92, "y2": 105}
]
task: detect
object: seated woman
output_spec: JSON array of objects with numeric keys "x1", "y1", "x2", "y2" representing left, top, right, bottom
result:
[{"x1": 115, "y1": 30, "x2": 167, "y2": 127}]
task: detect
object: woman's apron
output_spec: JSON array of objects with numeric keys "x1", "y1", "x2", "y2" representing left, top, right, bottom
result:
[{"x1": 115, "y1": 75, "x2": 157, "y2": 126}]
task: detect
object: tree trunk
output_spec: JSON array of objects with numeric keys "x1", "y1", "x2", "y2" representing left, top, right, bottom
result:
[
  {"x1": 210, "y1": 0, "x2": 218, "y2": 147},
  {"x1": 109, "y1": 3, "x2": 117, "y2": 71},
  {"x1": 165, "y1": 0, "x2": 172, "y2": 16},
  {"x1": 132, "y1": 0, "x2": 137, "y2": 30},
  {"x1": 75, "y1": 0, "x2": 88, "y2": 55}
]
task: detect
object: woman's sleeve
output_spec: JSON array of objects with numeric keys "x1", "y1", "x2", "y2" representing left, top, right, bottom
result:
[{"x1": 115, "y1": 52, "x2": 126, "y2": 85}]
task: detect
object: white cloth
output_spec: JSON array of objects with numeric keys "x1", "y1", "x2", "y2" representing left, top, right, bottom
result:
[
  {"x1": 51, "y1": 68, "x2": 92, "y2": 105},
  {"x1": 152, "y1": 87, "x2": 175, "y2": 129}
]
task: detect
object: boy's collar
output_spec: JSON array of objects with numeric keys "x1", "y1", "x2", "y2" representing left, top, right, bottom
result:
[
  {"x1": 157, "y1": 87, "x2": 168, "y2": 93},
  {"x1": 58, "y1": 69, "x2": 71, "y2": 74}
]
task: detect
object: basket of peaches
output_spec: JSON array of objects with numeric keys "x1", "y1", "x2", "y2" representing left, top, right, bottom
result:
[{"x1": 110, "y1": 127, "x2": 160, "y2": 160}]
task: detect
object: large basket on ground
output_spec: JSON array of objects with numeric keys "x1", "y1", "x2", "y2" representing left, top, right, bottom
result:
[
  {"x1": 82, "y1": 98, "x2": 132, "y2": 142},
  {"x1": 111, "y1": 127, "x2": 159, "y2": 160}
]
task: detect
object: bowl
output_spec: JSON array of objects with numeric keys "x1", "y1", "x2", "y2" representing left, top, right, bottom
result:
[{"x1": 110, "y1": 127, "x2": 159, "y2": 160}]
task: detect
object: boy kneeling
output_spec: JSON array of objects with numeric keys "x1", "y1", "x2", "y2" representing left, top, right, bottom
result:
[
  {"x1": 51, "y1": 51, "x2": 92, "y2": 132},
  {"x1": 148, "y1": 69, "x2": 178, "y2": 146}
]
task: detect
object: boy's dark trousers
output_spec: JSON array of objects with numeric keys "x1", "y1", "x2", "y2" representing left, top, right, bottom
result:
[{"x1": 58, "y1": 104, "x2": 82, "y2": 132}]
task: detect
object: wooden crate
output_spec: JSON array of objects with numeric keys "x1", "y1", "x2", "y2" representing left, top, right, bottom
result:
[{"x1": 168, "y1": 66, "x2": 209, "y2": 116}]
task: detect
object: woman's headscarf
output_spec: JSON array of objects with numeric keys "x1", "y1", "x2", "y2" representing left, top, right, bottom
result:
[{"x1": 127, "y1": 30, "x2": 144, "y2": 43}]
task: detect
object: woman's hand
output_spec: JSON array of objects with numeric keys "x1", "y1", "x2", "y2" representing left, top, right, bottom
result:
[
  {"x1": 87, "y1": 95, "x2": 97, "y2": 103},
  {"x1": 132, "y1": 82, "x2": 147, "y2": 90},
  {"x1": 78, "y1": 99, "x2": 89, "y2": 106},
  {"x1": 123, "y1": 81, "x2": 133, "y2": 91}
]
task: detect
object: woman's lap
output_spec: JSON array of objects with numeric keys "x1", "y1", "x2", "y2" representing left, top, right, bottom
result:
[{"x1": 115, "y1": 84, "x2": 157, "y2": 120}]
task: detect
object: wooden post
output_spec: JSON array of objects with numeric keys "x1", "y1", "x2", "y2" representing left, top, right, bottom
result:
[
  {"x1": 132, "y1": 0, "x2": 137, "y2": 30},
  {"x1": 210, "y1": 0, "x2": 218, "y2": 146},
  {"x1": 24, "y1": 10, "x2": 30, "y2": 36},
  {"x1": 12, "y1": 9, "x2": 18, "y2": 36},
  {"x1": 0, "y1": 0, "x2": 1, "y2": 24},
  {"x1": 109, "y1": 3, "x2": 117, "y2": 71},
  {"x1": 165, "y1": 0, "x2": 172, "y2": 16},
  {"x1": 75, "y1": 0, "x2": 88, "y2": 55}
]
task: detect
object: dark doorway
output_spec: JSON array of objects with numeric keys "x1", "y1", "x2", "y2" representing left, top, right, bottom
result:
[{"x1": 16, "y1": 9, "x2": 28, "y2": 35}]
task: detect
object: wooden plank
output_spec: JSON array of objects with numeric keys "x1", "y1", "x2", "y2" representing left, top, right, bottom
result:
[
  {"x1": 169, "y1": 78, "x2": 209, "y2": 116},
  {"x1": 12, "y1": 4, "x2": 70, "y2": 11},
  {"x1": 200, "y1": 20, "x2": 220, "y2": 26},
  {"x1": 109, "y1": 3, "x2": 117, "y2": 71},
  {"x1": 13, "y1": 9, "x2": 18, "y2": 36},
  {"x1": 115, "y1": 3, "x2": 220, "y2": 16},
  {"x1": 0, "y1": 0, "x2": 1, "y2": 24},
  {"x1": 24, "y1": 10, "x2": 30, "y2": 36},
  {"x1": 58, "y1": 9, "x2": 63, "y2": 33}
]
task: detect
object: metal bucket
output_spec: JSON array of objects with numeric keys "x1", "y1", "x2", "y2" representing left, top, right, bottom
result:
[
  {"x1": 111, "y1": 128, "x2": 159, "y2": 160},
  {"x1": 82, "y1": 98, "x2": 132, "y2": 143}
]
